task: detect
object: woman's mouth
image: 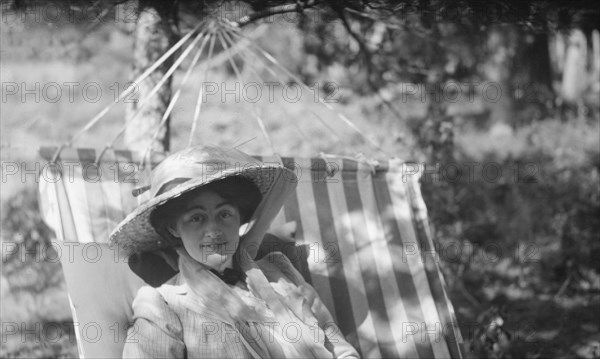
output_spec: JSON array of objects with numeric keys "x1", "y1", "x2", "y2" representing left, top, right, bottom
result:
[{"x1": 201, "y1": 242, "x2": 227, "y2": 252}]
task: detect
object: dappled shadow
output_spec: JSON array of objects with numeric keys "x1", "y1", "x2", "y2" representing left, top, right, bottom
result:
[{"x1": 451, "y1": 278, "x2": 600, "y2": 358}]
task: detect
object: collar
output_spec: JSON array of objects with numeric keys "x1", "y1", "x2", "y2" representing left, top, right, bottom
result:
[{"x1": 210, "y1": 267, "x2": 246, "y2": 285}]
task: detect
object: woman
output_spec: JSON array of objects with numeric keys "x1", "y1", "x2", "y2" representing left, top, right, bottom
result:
[{"x1": 110, "y1": 145, "x2": 359, "y2": 358}]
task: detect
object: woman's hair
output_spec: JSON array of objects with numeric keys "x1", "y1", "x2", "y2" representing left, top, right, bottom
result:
[{"x1": 150, "y1": 176, "x2": 262, "y2": 245}]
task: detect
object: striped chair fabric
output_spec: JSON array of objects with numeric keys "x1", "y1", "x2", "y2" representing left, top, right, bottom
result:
[{"x1": 38, "y1": 147, "x2": 465, "y2": 359}]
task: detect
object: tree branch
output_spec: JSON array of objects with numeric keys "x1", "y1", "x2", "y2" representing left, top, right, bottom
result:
[
  {"x1": 233, "y1": 0, "x2": 319, "y2": 27},
  {"x1": 335, "y1": 5, "x2": 409, "y2": 132}
]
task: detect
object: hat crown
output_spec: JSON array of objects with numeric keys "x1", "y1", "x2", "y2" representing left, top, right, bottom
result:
[{"x1": 149, "y1": 146, "x2": 260, "y2": 198}]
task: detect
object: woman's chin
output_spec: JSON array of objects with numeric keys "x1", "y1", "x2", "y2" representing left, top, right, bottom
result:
[{"x1": 203, "y1": 254, "x2": 232, "y2": 270}]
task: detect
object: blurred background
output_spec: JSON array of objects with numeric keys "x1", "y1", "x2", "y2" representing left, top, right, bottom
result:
[{"x1": 1, "y1": 1, "x2": 599, "y2": 358}]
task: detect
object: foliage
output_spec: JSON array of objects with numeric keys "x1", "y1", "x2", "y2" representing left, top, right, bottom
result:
[
  {"x1": 1, "y1": 186, "x2": 76, "y2": 358},
  {"x1": 2, "y1": 184, "x2": 59, "y2": 288},
  {"x1": 421, "y1": 118, "x2": 600, "y2": 358}
]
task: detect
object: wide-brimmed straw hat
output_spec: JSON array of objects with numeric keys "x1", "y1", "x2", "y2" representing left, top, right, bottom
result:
[{"x1": 109, "y1": 145, "x2": 297, "y2": 258}]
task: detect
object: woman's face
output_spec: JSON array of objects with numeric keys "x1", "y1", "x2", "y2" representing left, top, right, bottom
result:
[{"x1": 168, "y1": 188, "x2": 241, "y2": 271}]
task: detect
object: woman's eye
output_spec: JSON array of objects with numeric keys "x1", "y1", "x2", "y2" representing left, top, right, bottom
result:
[
  {"x1": 220, "y1": 211, "x2": 233, "y2": 219},
  {"x1": 190, "y1": 214, "x2": 204, "y2": 223}
]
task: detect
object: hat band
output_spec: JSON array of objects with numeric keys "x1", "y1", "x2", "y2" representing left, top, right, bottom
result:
[
  {"x1": 155, "y1": 177, "x2": 192, "y2": 197},
  {"x1": 150, "y1": 161, "x2": 232, "y2": 197}
]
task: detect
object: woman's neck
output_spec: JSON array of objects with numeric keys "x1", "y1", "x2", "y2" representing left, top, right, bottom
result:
[
  {"x1": 175, "y1": 248, "x2": 234, "y2": 274},
  {"x1": 209, "y1": 256, "x2": 234, "y2": 273}
]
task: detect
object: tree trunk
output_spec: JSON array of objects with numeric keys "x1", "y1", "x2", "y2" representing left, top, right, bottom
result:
[
  {"x1": 417, "y1": 93, "x2": 454, "y2": 166},
  {"x1": 482, "y1": 25, "x2": 517, "y2": 126},
  {"x1": 125, "y1": 0, "x2": 179, "y2": 153},
  {"x1": 561, "y1": 29, "x2": 588, "y2": 105},
  {"x1": 511, "y1": 31, "x2": 555, "y2": 125}
]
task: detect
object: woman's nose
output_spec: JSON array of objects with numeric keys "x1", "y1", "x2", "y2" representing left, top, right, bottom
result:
[
  {"x1": 204, "y1": 219, "x2": 222, "y2": 238},
  {"x1": 205, "y1": 230, "x2": 222, "y2": 240}
]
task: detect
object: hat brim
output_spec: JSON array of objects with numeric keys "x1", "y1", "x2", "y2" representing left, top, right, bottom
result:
[{"x1": 109, "y1": 164, "x2": 295, "y2": 257}]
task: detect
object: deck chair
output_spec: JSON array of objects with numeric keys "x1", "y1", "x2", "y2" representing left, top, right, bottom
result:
[
  {"x1": 38, "y1": 146, "x2": 465, "y2": 358},
  {"x1": 36, "y1": 19, "x2": 465, "y2": 358}
]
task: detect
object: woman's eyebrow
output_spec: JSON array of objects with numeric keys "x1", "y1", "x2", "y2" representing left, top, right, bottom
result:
[
  {"x1": 215, "y1": 201, "x2": 234, "y2": 209},
  {"x1": 185, "y1": 201, "x2": 234, "y2": 212}
]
